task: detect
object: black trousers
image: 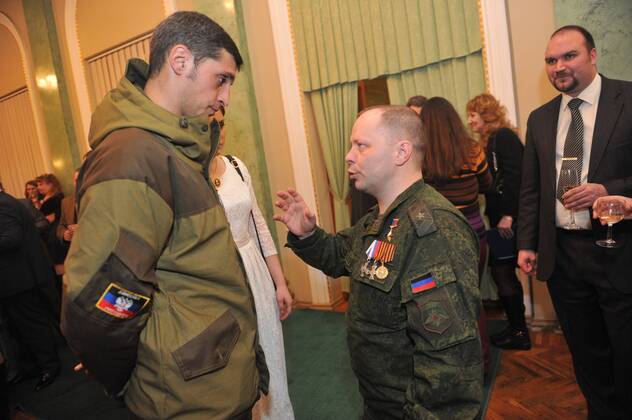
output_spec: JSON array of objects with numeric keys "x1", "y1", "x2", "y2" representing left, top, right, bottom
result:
[
  {"x1": 549, "y1": 229, "x2": 632, "y2": 420},
  {"x1": 0, "y1": 289, "x2": 59, "y2": 373}
]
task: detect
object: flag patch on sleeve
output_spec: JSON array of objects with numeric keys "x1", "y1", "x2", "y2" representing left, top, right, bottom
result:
[
  {"x1": 411, "y1": 274, "x2": 437, "y2": 294},
  {"x1": 95, "y1": 283, "x2": 150, "y2": 319}
]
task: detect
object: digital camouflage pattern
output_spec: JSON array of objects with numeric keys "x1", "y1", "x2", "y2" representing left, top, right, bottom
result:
[{"x1": 288, "y1": 180, "x2": 483, "y2": 419}]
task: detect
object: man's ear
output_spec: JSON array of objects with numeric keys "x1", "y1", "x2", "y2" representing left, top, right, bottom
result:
[
  {"x1": 167, "y1": 44, "x2": 193, "y2": 76},
  {"x1": 394, "y1": 140, "x2": 413, "y2": 166}
]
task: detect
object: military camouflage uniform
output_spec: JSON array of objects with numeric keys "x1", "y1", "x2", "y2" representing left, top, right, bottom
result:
[
  {"x1": 62, "y1": 59, "x2": 267, "y2": 419},
  {"x1": 288, "y1": 180, "x2": 483, "y2": 419}
]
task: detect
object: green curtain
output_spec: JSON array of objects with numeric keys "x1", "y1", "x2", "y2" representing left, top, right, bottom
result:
[
  {"x1": 289, "y1": 0, "x2": 485, "y2": 235},
  {"x1": 310, "y1": 82, "x2": 357, "y2": 230},
  {"x1": 290, "y1": 0, "x2": 482, "y2": 92},
  {"x1": 386, "y1": 52, "x2": 485, "y2": 117}
]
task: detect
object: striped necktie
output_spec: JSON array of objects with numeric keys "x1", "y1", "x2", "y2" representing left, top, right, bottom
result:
[{"x1": 556, "y1": 98, "x2": 584, "y2": 202}]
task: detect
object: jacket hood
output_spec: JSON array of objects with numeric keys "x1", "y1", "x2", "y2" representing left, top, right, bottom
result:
[{"x1": 88, "y1": 59, "x2": 220, "y2": 171}]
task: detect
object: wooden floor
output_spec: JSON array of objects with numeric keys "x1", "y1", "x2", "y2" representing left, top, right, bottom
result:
[
  {"x1": 486, "y1": 327, "x2": 587, "y2": 419},
  {"x1": 8, "y1": 300, "x2": 587, "y2": 419}
]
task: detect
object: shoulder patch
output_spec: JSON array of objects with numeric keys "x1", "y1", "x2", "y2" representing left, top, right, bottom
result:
[
  {"x1": 96, "y1": 283, "x2": 151, "y2": 319},
  {"x1": 407, "y1": 199, "x2": 437, "y2": 237}
]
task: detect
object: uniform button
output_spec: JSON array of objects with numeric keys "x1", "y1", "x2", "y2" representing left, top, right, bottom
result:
[
  {"x1": 179, "y1": 118, "x2": 189, "y2": 128},
  {"x1": 201, "y1": 124, "x2": 208, "y2": 132}
]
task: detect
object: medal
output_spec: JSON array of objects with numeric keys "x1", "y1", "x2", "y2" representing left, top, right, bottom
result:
[
  {"x1": 361, "y1": 260, "x2": 370, "y2": 277},
  {"x1": 368, "y1": 261, "x2": 377, "y2": 280},
  {"x1": 387, "y1": 218, "x2": 399, "y2": 242},
  {"x1": 373, "y1": 240, "x2": 397, "y2": 281},
  {"x1": 375, "y1": 264, "x2": 389, "y2": 280}
]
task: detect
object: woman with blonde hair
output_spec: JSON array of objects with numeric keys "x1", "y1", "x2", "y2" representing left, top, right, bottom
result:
[{"x1": 467, "y1": 93, "x2": 530, "y2": 350}]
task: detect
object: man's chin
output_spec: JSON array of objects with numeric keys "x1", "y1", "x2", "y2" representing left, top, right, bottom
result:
[{"x1": 554, "y1": 78, "x2": 578, "y2": 94}]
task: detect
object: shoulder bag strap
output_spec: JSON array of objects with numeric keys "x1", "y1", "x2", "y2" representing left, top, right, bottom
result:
[{"x1": 225, "y1": 155, "x2": 265, "y2": 259}]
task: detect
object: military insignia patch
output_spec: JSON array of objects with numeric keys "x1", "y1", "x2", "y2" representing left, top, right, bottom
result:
[
  {"x1": 411, "y1": 273, "x2": 436, "y2": 293},
  {"x1": 95, "y1": 283, "x2": 150, "y2": 319},
  {"x1": 419, "y1": 300, "x2": 452, "y2": 334}
]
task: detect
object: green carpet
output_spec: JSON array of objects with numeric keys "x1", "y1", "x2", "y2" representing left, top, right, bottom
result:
[
  {"x1": 283, "y1": 309, "x2": 503, "y2": 420},
  {"x1": 9, "y1": 310, "x2": 502, "y2": 419},
  {"x1": 283, "y1": 310, "x2": 363, "y2": 419}
]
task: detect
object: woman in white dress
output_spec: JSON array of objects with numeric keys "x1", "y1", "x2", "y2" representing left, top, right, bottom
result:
[{"x1": 210, "y1": 111, "x2": 295, "y2": 420}]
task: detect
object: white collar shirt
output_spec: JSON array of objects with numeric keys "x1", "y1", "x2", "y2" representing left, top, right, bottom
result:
[{"x1": 555, "y1": 73, "x2": 602, "y2": 229}]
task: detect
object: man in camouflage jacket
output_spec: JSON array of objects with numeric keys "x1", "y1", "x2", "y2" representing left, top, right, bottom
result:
[
  {"x1": 275, "y1": 106, "x2": 483, "y2": 419},
  {"x1": 61, "y1": 12, "x2": 267, "y2": 419}
]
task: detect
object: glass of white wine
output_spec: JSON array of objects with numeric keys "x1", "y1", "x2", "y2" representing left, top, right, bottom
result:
[
  {"x1": 560, "y1": 167, "x2": 581, "y2": 230},
  {"x1": 596, "y1": 200, "x2": 625, "y2": 248}
]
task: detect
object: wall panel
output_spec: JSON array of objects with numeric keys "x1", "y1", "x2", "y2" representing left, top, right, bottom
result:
[{"x1": 0, "y1": 88, "x2": 46, "y2": 196}]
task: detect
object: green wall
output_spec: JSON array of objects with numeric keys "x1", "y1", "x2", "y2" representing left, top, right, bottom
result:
[
  {"x1": 554, "y1": 0, "x2": 632, "y2": 81},
  {"x1": 23, "y1": 0, "x2": 80, "y2": 192}
]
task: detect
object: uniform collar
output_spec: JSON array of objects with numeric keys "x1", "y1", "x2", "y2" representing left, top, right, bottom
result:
[{"x1": 362, "y1": 179, "x2": 426, "y2": 235}]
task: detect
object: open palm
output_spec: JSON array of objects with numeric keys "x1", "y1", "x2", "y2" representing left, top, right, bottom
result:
[{"x1": 273, "y1": 188, "x2": 316, "y2": 237}]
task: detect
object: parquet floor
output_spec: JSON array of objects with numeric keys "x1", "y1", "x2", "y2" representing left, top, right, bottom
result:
[{"x1": 486, "y1": 327, "x2": 587, "y2": 419}]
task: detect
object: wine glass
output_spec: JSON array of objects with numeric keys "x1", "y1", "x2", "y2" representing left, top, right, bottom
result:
[
  {"x1": 559, "y1": 167, "x2": 581, "y2": 230},
  {"x1": 596, "y1": 200, "x2": 625, "y2": 248}
]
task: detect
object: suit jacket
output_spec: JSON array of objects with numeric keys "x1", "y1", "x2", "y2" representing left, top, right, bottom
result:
[
  {"x1": 0, "y1": 191, "x2": 55, "y2": 298},
  {"x1": 518, "y1": 76, "x2": 632, "y2": 291}
]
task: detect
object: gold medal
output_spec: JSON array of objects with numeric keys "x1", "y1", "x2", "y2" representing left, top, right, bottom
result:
[{"x1": 375, "y1": 264, "x2": 389, "y2": 280}]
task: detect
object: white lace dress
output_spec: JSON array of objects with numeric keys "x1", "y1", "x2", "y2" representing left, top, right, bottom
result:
[{"x1": 216, "y1": 156, "x2": 295, "y2": 420}]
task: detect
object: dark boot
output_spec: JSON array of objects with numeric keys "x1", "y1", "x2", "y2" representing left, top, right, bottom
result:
[
  {"x1": 491, "y1": 328, "x2": 531, "y2": 350},
  {"x1": 500, "y1": 293, "x2": 528, "y2": 333},
  {"x1": 490, "y1": 325, "x2": 512, "y2": 342}
]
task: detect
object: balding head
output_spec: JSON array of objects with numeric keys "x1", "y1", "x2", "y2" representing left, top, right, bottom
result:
[
  {"x1": 347, "y1": 106, "x2": 424, "y2": 202},
  {"x1": 358, "y1": 105, "x2": 425, "y2": 162}
]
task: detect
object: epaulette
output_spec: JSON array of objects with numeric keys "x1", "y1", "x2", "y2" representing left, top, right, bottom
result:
[{"x1": 407, "y1": 198, "x2": 437, "y2": 237}]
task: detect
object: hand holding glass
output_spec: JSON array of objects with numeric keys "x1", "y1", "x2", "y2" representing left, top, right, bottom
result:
[
  {"x1": 560, "y1": 168, "x2": 581, "y2": 230},
  {"x1": 595, "y1": 200, "x2": 624, "y2": 248}
]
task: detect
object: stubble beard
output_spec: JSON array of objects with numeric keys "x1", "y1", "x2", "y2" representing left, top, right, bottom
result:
[{"x1": 553, "y1": 74, "x2": 579, "y2": 94}]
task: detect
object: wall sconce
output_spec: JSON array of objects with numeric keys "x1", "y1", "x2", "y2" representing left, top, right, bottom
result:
[
  {"x1": 37, "y1": 74, "x2": 58, "y2": 90},
  {"x1": 224, "y1": 0, "x2": 235, "y2": 13},
  {"x1": 52, "y1": 159, "x2": 64, "y2": 170}
]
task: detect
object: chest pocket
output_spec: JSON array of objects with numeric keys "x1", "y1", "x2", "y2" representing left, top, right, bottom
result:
[
  {"x1": 401, "y1": 263, "x2": 477, "y2": 352},
  {"x1": 348, "y1": 249, "x2": 399, "y2": 294}
]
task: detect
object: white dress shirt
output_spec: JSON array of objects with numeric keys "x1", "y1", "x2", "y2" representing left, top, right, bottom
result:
[{"x1": 555, "y1": 74, "x2": 602, "y2": 229}]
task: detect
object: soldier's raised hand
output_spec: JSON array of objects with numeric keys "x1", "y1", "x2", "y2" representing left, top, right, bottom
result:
[{"x1": 273, "y1": 188, "x2": 317, "y2": 237}]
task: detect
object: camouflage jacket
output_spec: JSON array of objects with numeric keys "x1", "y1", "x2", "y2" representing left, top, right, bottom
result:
[
  {"x1": 288, "y1": 180, "x2": 483, "y2": 419},
  {"x1": 62, "y1": 59, "x2": 267, "y2": 419}
]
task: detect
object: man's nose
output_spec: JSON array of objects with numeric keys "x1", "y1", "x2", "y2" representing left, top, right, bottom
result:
[
  {"x1": 217, "y1": 85, "x2": 231, "y2": 108},
  {"x1": 345, "y1": 149, "x2": 354, "y2": 165}
]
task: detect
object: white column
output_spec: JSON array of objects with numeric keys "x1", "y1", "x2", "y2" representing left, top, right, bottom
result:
[
  {"x1": 266, "y1": 0, "x2": 331, "y2": 305},
  {"x1": 480, "y1": 0, "x2": 518, "y2": 126}
]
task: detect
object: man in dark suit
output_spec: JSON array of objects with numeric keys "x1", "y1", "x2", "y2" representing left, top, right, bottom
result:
[
  {"x1": 0, "y1": 183, "x2": 60, "y2": 391},
  {"x1": 518, "y1": 25, "x2": 632, "y2": 418}
]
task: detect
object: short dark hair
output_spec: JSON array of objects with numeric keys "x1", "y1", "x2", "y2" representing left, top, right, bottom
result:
[
  {"x1": 551, "y1": 25, "x2": 596, "y2": 51},
  {"x1": 359, "y1": 105, "x2": 425, "y2": 161},
  {"x1": 149, "y1": 11, "x2": 243, "y2": 77},
  {"x1": 406, "y1": 95, "x2": 428, "y2": 108}
]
